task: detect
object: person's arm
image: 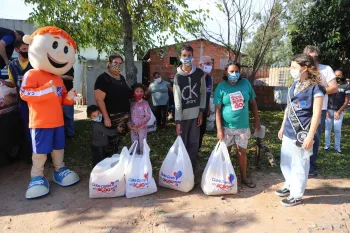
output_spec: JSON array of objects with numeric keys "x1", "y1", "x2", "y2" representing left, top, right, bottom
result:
[
  {"x1": 61, "y1": 74, "x2": 73, "y2": 81},
  {"x1": 249, "y1": 99, "x2": 261, "y2": 132},
  {"x1": 94, "y1": 89, "x2": 111, "y2": 127},
  {"x1": 167, "y1": 83, "x2": 173, "y2": 92},
  {"x1": 0, "y1": 66, "x2": 15, "y2": 88},
  {"x1": 335, "y1": 95, "x2": 350, "y2": 120},
  {"x1": 215, "y1": 104, "x2": 224, "y2": 141},
  {"x1": 303, "y1": 96, "x2": 324, "y2": 150},
  {"x1": 0, "y1": 40, "x2": 9, "y2": 66},
  {"x1": 173, "y1": 76, "x2": 182, "y2": 135},
  {"x1": 278, "y1": 108, "x2": 288, "y2": 140},
  {"x1": 326, "y1": 79, "x2": 338, "y2": 94},
  {"x1": 95, "y1": 123, "x2": 118, "y2": 136},
  {"x1": 20, "y1": 71, "x2": 56, "y2": 103}
]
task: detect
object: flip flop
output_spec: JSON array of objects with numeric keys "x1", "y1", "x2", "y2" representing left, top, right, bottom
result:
[{"x1": 242, "y1": 180, "x2": 256, "y2": 188}]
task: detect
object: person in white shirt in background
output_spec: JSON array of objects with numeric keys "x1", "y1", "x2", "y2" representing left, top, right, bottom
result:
[{"x1": 303, "y1": 45, "x2": 338, "y2": 176}]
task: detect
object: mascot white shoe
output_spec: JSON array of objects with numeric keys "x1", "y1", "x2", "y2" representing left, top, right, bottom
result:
[{"x1": 21, "y1": 26, "x2": 80, "y2": 199}]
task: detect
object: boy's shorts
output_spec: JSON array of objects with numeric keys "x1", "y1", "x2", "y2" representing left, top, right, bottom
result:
[
  {"x1": 30, "y1": 126, "x2": 65, "y2": 154},
  {"x1": 223, "y1": 127, "x2": 251, "y2": 149}
]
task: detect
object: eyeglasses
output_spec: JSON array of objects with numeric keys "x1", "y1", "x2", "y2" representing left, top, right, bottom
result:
[{"x1": 111, "y1": 62, "x2": 123, "y2": 65}]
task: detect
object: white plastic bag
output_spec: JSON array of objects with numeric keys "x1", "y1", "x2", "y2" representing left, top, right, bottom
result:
[
  {"x1": 89, "y1": 145, "x2": 132, "y2": 198},
  {"x1": 125, "y1": 139, "x2": 157, "y2": 198},
  {"x1": 147, "y1": 111, "x2": 157, "y2": 133},
  {"x1": 159, "y1": 136, "x2": 194, "y2": 192},
  {"x1": 201, "y1": 141, "x2": 238, "y2": 195}
]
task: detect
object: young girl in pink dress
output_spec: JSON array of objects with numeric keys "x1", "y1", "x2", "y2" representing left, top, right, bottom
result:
[{"x1": 128, "y1": 83, "x2": 151, "y2": 154}]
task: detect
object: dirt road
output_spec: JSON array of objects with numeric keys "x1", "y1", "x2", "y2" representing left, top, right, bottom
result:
[
  {"x1": 1, "y1": 106, "x2": 349, "y2": 233},
  {"x1": 0, "y1": 161, "x2": 349, "y2": 233}
]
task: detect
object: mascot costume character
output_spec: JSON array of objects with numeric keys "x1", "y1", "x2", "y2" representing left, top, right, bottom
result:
[{"x1": 21, "y1": 26, "x2": 80, "y2": 199}]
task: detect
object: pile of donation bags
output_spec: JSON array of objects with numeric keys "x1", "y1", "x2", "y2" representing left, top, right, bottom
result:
[{"x1": 89, "y1": 137, "x2": 237, "y2": 198}]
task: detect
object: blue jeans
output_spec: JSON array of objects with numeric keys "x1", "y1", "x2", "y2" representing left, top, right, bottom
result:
[
  {"x1": 325, "y1": 110, "x2": 344, "y2": 151},
  {"x1": 310, "y1": 110, "x2": 327, "y2": 173},
  {"x1": 62, "y1": 105, "x2": 75, "y2": 137}
]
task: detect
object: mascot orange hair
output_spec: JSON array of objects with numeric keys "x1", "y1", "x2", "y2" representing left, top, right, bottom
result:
[{"x1": 21, "y1": 26, "x2": 79, "y2": 199}]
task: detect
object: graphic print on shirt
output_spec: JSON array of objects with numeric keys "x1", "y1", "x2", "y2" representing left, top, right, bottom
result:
[
  {"x1": 229, "y1": 91, "x2": 244, "y2": 111},
  {"x1": 181, "y1": 77, "x2": 198, "y2": 105},
  {"x1": 56, "y1": 86, "x2": 63, "y2": 97}
]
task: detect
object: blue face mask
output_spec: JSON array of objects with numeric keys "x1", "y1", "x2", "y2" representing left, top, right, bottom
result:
[
  {"x1": 180, "y1": 57, "x2": 194, "y2": 67},
  {"x1": 228, "y1": 72, "x2": 240, "y2": 83},
  {"x1": 92, "y1": 114, "x2": 103, "y2": 122}
]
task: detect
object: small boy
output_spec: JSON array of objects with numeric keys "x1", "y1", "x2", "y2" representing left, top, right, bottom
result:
[{"x1": 87, "y1": 105, "x2": 118, "y2": 167}]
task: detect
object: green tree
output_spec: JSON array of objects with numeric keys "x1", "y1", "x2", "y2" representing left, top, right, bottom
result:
[
  {"x1": 289, "y1": 0, "x2": 350, "y2": 70},
  {"x1": 240, "y1": 0, "x2": 285, "y2": 81},
  {"x1": 25, "y1": 0, "x2": 206, "y2": 85}
]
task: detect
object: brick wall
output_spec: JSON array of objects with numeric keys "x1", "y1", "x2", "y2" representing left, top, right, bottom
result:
[{"x1": 148, "y1": 39, "x2": 237, "y2": 82}]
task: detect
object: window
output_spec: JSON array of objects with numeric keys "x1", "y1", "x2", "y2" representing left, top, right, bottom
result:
[{"x1": 170, "y1": 57, "x2": 180, "y2": 66}]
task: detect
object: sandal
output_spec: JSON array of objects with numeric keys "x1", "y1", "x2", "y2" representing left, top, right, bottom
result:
[{"x1": 242, "y1": 180, "x2": 256, "y2": 188}]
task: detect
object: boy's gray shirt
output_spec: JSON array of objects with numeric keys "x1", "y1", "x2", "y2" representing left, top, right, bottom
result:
[
  {"x1": 173, "y1": 65, "x2": 206, "y2": 123},
  {"x1": 91, "y1": 121, "x2": 118, "y2": 147}
]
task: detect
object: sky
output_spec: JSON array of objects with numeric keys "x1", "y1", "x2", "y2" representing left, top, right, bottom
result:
[{"x1": 0, "y1": 0, "x2": 273, "y2": 46}]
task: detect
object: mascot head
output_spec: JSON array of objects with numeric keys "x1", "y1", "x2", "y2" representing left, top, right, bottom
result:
[{"x1": 23, "y1": 26, "x2": 77, "y2": 76}]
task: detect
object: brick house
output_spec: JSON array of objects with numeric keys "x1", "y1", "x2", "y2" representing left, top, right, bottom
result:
[{"x1": 142, "y1": 38, "x2": 245, "y2": 86}]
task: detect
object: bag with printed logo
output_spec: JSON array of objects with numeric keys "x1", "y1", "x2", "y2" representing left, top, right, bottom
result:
[
  {"x1": 159, "y1": 136, "x2": 194, "y2": 192},
  {"x1": 201, "y1": 141, "x2": 238, "y2": 195},
  {"x1": 125, "y1": 139, "x2": 157, "y2": 198},
  {"x1": 89, "y1": 142, "x2": 135, "y2": 198}
]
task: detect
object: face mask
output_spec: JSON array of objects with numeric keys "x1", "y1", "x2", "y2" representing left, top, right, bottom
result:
[
  {"x1": 155, "y1": 77, "x2": 162, "y2": 83},
  {"x1": 19, "y1": 51, "x2": 28, "y2": 58},
  {"x1": 290, "y1": 69, "x2": 301, "y2": 81},
  {"x1": 228, "y1": 72, "x2": 240, "y2": 83},
  {"x1": 109, "y1": 63, "x2": 123, "y2": 74},
  {"x1": 203, "y1": 65, "x2": 212, "y2": 73},
  {"x1": 180, "y1": 57, "x2": 194, "y2": 67},
  {"x1": 134, "y1": 93, "x2": 143, "y2": 99},
  {"x1": 336, "y1": 77, "x2": 344, "y2": 83},
  {"x1": 92, "y1": 114, "x2": 102, "y2": 122}
]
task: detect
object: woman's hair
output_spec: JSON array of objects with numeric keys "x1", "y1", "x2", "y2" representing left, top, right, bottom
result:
[
  {"x1": 108, "y1": 54, "x2": 124, "y2": 63},
  {"x1": 153, "y1": 72, "x2": 160, "y2": 77},
  {"x1": 86, "y1": 105, "x2": 100, "y2": 118},
  {"x1": 223, "y1": 61, "x2": 241, "y2": 80},
  {"x1": 292, "y1": 54, "x2": 321, "y2": 85},
  {"x1": 224, "y1": 61, "x2": 241, "y2": 71}
]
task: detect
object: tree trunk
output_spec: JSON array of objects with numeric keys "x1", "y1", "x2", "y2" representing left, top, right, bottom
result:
[{"x1": 119, "y1": 0, "x2": 137, "y2": 87}]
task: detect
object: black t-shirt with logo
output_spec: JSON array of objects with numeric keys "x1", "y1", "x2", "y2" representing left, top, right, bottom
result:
[
  {"x1": 94, "y1": 72, "x2": 131, "y2": 114},
  {"x1": 328, "y1": 81, "x2": 350, "y2": 110}
]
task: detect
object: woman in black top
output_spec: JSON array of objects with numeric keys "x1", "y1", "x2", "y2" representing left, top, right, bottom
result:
[{"x1": 94, "y1": 54, "x2": 131, "y2": 154}]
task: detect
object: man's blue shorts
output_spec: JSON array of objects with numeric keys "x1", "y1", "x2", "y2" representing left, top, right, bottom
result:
[{"x1": 30, "y1": 126, "x2": 65, "y2": 154}]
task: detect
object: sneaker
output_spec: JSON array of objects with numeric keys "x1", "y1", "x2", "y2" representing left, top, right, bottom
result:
[
  {"x1": 323, "y1": 147, "x2": 329, "y2": 151},
  {"x1": 275, "y1": 188, "x2": 290, "y2": 197},
  {"x1": 25, "y1": 176, "x2": 50, "y2": 199},
  {"x1": 335, "y1": 148, "x2": 342, "y2": 154},
  {"x1": 281, "y1": 196, "x2": 302, "y2": 207},
  {"x1": 53, "y1": 167, "x2": 80, "y2": 187}
]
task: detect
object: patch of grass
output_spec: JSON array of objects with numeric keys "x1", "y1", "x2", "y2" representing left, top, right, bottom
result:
[{"x1": 64, "y1": 110, "x2": 350, "y2": 178}]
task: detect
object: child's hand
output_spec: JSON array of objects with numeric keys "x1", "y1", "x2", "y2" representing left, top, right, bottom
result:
[{"x1": 117, "y1": 125, "x2": 124, "y2": 133}]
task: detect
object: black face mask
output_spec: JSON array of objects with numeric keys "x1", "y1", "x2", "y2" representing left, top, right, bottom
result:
[
  {"x1": 336, "y1": 77, "x2": 344, "y2": 83},
  {"x1": 19, "y1": 51, "x2": 28, "y2": 58}
]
